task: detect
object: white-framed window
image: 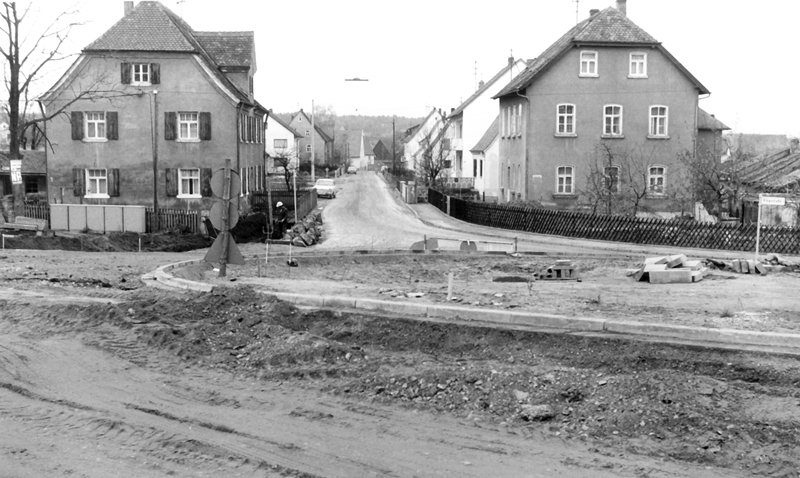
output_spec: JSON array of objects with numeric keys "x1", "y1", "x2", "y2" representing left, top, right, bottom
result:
[
  {"x1": 178, "y1": 112, "x2": 199, "y2": 141},
  {"x1": 556, "y1": 103, "x2": 576, "y2": 135},
  {"x1": 85, "y1": 112, "x2": 106, "y2": 141},
  {"x1": 132, "y1": 63, "x2": 150, "y2": 85},
  {"x1": 629, "y1": 52, "x2": 647, "y2": 78},
  {"x1": 178, "y1": 168, "x2": 201, "y2": 197},
  {"x1": 515, "y1": 105, "x2": 522, "y2": 136},
  {"x1": 580, "y1": 51, "x2": 598, "y2": 77},
  {"x1": 86, "y1": 168, "x2": 108, "y2": 197},
  {"x1": 556, "y1": 165, "x2": 574, "y2": 194},
  {"x1": 603, "y1": 105, "x2": 623, "y2": 136},
  {"x1": 274, "y1": 138, "x2": 288, "y2": 149},
  {"x1": 648, "y1": 165, "x2": 666, "y2": 195},
  {"x1": 306, "y1": 144, "x2": 312, "y2": 153},
  {"x1": 649, "y1": 105, "x2": 668, "y2": 137},
  {"x1": 604, "y1": 166, "x2": 619, "y2": 193}
]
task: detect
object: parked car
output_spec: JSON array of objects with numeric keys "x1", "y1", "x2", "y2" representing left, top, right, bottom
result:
[
  {"x1": 313, "y1": 178, "x2": 336, "y2": 198},
  {"x1": 347, "y1": 166, "x2": 358, "y2": 175}
]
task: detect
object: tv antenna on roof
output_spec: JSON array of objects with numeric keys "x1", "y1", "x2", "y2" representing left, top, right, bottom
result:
[
  {"x1": 572, "y1": 0, "x2": 580, "y2": 24},
  {"x1": 176, "y1": 0, "x2": 185, "y2": 18}
]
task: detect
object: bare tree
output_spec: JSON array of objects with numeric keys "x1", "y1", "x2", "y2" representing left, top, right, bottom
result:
[
  {"x1": 579, "y1": 141, "x2": 683, "y2": 217},
  {"x1": 417, "y1": 121, "x2": 451, "y2": 187},
  {"x1": 270, "y1": 147, "x2": 297, "y2": 191},
  {"x1": 0, "y1": 2, "x2": 125, "y2": 213}
]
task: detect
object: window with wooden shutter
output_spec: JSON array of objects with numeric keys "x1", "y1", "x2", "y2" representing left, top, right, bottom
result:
[
  {"x1": 165, "y1": 168, "x2": 178, "y2": 197},
  {"x1": 199, "y1": 112, "x2": 211, "y2": 140},
  {"x1": 106, "y1": 111, "x2": 119, "y2": 140},
  {"x1": 164, "y1": 112, "x2": 177, "y2": 140},
  {"x1": 71, "y1": 112, "x2": 84, "y2": 140},
  {"x1": 72, "y1": 168, "x2": 85, "y2": 196},
  {"x1": 150, "y1": 63, "x2": 160, "y2": 84},
  {"x1": 120, "y1": 62, "x2": 131, "y2": 84},
  {"x1": 108, "y1": 168, "x2": 120, "y2": 197},
  {"x1": 200, "y1": 168, "x2": 213, "y2": 197}
]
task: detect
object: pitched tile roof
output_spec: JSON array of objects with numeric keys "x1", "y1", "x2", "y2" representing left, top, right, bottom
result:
[
  {"x1": 194, "y1": 32, "x2": 253, "y2": 68},
  {"x1": 84, "y1": 1, "x2": 195, "y2": 52},
  {"x1": 470, "y1": 116, "x2": 500, "y2": 153},
  {"x1": 291, "y1": 111, "x2": 334, "y2": 143},
  {"x1": 494, "y1": 7, "x2": 708, "y2": 98},
  {"x1": 697, "y1": 108, "x2": 730, "y2": 131},
  {"x1": 81, "y1": 1, "x2": 261, "y2": 109},
  {"x1": 268, "y1": 110, "x2": 303, "y2": 138},
  {"x1": 449, "y1": 59, "x2": 528, "y2": 118},
  {"x1": 0, "y1": 151, "x2": 46, "y2": 174},
  {"x1": 734, "y1": 148, "x2": 800, "y2": 189}
]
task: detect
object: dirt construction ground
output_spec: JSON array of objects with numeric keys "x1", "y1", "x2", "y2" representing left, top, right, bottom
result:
[{"x1": 1, "y1": 235, "x2": 800, "y2": 477}]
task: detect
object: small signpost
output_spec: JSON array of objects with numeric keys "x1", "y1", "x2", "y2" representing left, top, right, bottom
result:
[
  {"x1": 204, "y1": 159, "x2": 244, "y2": 276},
  {"x1": 754, "y1": 194, "x2": 786, "y2": 261}
]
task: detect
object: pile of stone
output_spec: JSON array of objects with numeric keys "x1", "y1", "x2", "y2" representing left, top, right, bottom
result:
[
  {"x1": 630, "y1": 254, "x2": 709, "y2": 284},
  {"x1": 283, "y1": 215, "x2": 323, "y2": 247}
]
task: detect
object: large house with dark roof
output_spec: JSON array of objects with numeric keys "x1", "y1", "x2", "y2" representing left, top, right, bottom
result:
[
  {"x1": 493, "y1": 1, "x2": 715, "y2": 215},
  {"x1": 40, "y1": 1, "x2": 268, "y2": 210}
]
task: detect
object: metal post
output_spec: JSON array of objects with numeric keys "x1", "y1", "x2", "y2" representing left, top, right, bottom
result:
[
  {"x1": 219, "y1": 159, "x2": 232, "y2": 277},
  {"x1": 754, "y1": 194, "x2": 762, "y2": 262},
  {"x1": 311, "y1": 100, "x2": 315, "y2": 182},
  {"x1": 151, "y1": 90, "x2": 160, "y2": 232}
]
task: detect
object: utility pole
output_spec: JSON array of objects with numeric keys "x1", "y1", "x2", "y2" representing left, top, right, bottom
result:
[
  {"x1": 311, "y1": 99, "x2": 315, "y2": 182},
  {"x1": 152, "y1": 90, "x2": 159, "y2": 232},
  {"x1": 392, "y1": 116, "x2": 396, "y2": 174}
]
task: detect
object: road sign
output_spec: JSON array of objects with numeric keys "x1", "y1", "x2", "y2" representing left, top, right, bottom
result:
[
  {"x1": 209, "y1": 201, "x2": 239, "y2": 230},
  {"x1": 759, "y1": 196, "x2": 786, "y2": 206},
  {"x1": 204, "y1": 232, "x2": 245, "y2": 265},
  {"x1": 210, "y1": 168, "x2": 241, "y2": 198},
  {"x1": 10, "y1": 160, "x2": 21, "y2": 184}
]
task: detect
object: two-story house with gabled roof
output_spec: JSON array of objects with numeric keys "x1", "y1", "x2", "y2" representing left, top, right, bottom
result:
[
  {"x1": 286, "y1": 110, "x2": 333, "y2": 166},
  {"x1": 402, "y1": 107, "x2": 448, "y2": 178},
  {"x1": 41, "y1": 1, "x2": 267, "y2": 211},
  {"x1": 447, "y1": 57, "x2": 527, "y2": 200},
  {"x1": 493, "y1": 1, "x2": 712, "y2": 215}
]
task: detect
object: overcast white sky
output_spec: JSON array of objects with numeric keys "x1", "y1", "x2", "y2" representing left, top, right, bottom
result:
[{"x1": 30, "y1": 0, "x2": 800, "y2": 136}]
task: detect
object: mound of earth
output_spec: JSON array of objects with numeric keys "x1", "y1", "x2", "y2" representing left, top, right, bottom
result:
[{"x1": 2, "y1": 230, "x2": 212, "y2": 252}]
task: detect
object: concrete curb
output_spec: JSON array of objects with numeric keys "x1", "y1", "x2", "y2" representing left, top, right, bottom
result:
[{"x1": 146, "y1": 262, "x2": 800, "y2": 352}]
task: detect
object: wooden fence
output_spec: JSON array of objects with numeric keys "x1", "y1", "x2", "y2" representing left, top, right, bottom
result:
[
  {"x1": 23, "y1": 204, "x2": 50, "y2": 222},
  {"x1": 146, "y1": 208, "x2": 205, "y2": 234},
  {"x1": 429, "y1": 189, "x2": 800, "y2": 254},
  {"x1": 250, "y1": 189, "x2": 318, "y2": 221}
]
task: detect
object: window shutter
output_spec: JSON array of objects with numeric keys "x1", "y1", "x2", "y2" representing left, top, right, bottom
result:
[
  {"x1": 199, "y1": 112, "x2": 211, "y2": 140},
  {"x1": 72, "y1": 168, "x2": 85, "y2": 196},
  {"x1": 150, "y1": 63, "x2": 160, "y2": 84},
  {"x1": 108, "y1": 168, "x2": 120, "y2": 197},
  {"x1": 71, "y1": 112, "x2": 84, "y2": 140},
  {"x1": 200, "y1": 168, "x2": 213, "y2": 197},
  {"x1": 120, "y1": 62, "x2": 131, "y2": 84},
  {"x1": 106, "y1": 111, "x2": 118, "y2": 140},
  {"x1": 165, "y1": 168, "x2": 178, "y2": 197},
  {"x1": 164, "y1": 112, "x2": 176, "y2": 140}
]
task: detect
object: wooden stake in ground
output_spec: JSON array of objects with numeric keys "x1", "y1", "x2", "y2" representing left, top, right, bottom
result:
[{"x1": 447, "y1": 272, "x2": 454, "y2": 300}]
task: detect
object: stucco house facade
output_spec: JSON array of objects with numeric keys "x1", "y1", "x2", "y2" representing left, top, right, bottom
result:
[
  {"x1": 265, "y1": 111, "x2": 303, "y2": 172},
  {"x1": 469, "y1": 117, "x2": 500, "y2": 201},
  {"x1": 402, "y1": 107, "x2": 447, "y2": 176},
  {"x1": 40, "y1": 1, "x2": 267, "y2": 210},
  {"x1": 447, "y1": 57, "x2": 527, "y2": 198},
  {"x1": 493, "y1": 1, "x2": 710, "y2": 215},
  {"x1": 286, "y1": 110, "x2": 333, "y2": 166}
]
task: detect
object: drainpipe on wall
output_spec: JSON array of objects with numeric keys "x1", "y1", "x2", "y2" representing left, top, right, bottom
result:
[
  {"x1": 515, "y1": 89, "x2": 530, "y2": 201},
  {"x1": 152, "y1": 90, "x2": 160, "y2": 231},
  {"x1": 236, "y1": 103, "x2": 243, "y2": 209}
]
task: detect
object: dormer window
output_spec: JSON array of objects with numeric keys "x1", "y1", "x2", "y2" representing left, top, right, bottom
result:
[
  {"x1": 580, "y1": 51, "x2": 598, "y2": 77},
  {"x1": 120, "y1": 62, "x2": 160, "y2": 86},
  {"x1": 629, "y1": 52, "x2": 647, "y2": 78}
]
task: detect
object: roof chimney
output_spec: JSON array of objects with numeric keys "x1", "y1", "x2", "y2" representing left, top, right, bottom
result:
[
  {"x1": 478, "y1": 79, "x2": 485, "y2": 89},
  {"x1": 589, "y1": 8, "x2": 600, "y2": 16},
  {"x1": 124, "y1": 1, "x2": 134, "y2": 16},
  {"x1": 616, "y1": 0, "x2": 627, "y2": 16},
  {"x1": 791, "y1": 137, "x2": 799, "y2": 154},
  {"x1": 508, "y1": 56, "x2": 514, "y2": 67}
]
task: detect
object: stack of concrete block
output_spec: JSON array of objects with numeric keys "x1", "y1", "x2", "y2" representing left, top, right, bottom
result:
[
  {"x1": 539, "y1": 259, "x2": 578, "y2": 280},
  {"x1": 632, "y1": 254, "x2": 709, "y2": 284},
  {"x1": 728, "y1": 259, "x2": 767, "y2": 275}
]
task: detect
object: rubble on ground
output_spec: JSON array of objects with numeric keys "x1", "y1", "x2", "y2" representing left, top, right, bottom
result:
[
  {"x1": 283, "y1": 214, "x2": 323, "y2": 247},
  {"x1": 631, "y1": 254, "x2": 709, "y2": 283}
]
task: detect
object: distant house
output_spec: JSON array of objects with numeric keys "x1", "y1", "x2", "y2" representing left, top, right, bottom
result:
[
  {"x1": 265, "y1": 111, "x2": 303, "y2": 172},
  {"x1": 447, "y1": 57, "x2": 527, "y2": 199},
  {"x1": 286, "y1": 110, "x2": 333, "y2": 166},
  {"x1": 40, "y1": 1, "x2": 267, "y2": 209},
  {"x1": 0, "y1": 151, "x2": 46, "y2": 202},
  {"x1": 469, "y1": 117, "x2": 500, "y2": 200},
  {"x1": 493, "y1": 1, "x2": 712, "y2": 214},
  {"x1": 696, "y1": 108, "x2": 730, "y2": 160},
  {"x1": 402, "y1": 107, "x2": 447, "y2": 177},
  {"x1": 373, "y1": 139, "x2": 393, "y2": 170}
]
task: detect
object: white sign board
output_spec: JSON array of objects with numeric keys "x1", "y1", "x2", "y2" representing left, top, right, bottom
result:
[
  {"x1": 760, "y1": 196, "x2": 786, "y2": 206},
  {"x1": 9, "y1": 160, "x2": 21, "y2": 184}
]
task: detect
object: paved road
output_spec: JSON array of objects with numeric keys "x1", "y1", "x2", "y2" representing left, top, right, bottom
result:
[{"x1": 317, "y1": 172, "x2": 601, "y2": 255}]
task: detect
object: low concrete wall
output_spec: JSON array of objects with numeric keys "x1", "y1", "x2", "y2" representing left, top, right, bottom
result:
[{"x1": 51, "y1": 204, "x2": 146, "y2": 233}]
